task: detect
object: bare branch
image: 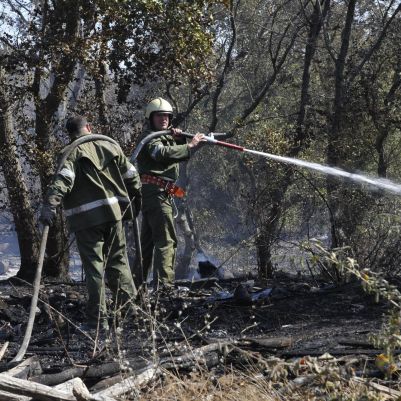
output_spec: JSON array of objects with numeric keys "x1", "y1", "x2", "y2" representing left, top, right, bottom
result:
[
  {"x1": 209, "y1": 0, "x2": 238, "y2": 132},
  {"x1": 348, "y1": 2, "x2": 401, "y2": 82},
  {"x1": 233, "y1": 22, "x2": 303, "y2": 133},
  {"x1": 320, "y1": 5, "x2": 337, "y2": 62}
]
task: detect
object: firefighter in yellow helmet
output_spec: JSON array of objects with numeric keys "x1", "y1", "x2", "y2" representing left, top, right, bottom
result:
[{"x1": 133, "y1": 98, "x2": 205, "y2": 290}]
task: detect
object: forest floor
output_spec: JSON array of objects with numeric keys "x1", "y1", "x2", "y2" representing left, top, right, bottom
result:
[{"x1": 0, "y1": 272, "x2": 400, "y2": 400}]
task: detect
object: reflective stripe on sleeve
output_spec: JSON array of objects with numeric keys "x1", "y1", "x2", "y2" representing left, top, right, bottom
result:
[
  {"x1": 122, "y1": 164, "x2": 137, "y2": 179},
  {"x1": 59, "y1": 168, "x2": 75, "y2": 181}
]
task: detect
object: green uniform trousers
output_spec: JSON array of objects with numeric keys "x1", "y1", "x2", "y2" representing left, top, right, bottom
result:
[
  {"x1": 75, "y1": 220, "x2": 136, "y2": 327},
  {"x1": 135, "y1": 192, "x2": 177, "y2": 288}
]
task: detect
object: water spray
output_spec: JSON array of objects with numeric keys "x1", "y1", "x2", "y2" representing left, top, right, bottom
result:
[
  {"x1": 178, "y1": 132, "x2": 401, "y2": 195},
  {"x1": 133, "y1": 129, "x2": 401, "y2": 197}
]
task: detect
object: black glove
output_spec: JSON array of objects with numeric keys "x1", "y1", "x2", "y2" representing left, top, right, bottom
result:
[
  {"x1": 133, "y1": 194, "x2": 142, "y2": 217},
  {"x1": 40, "y1": 203, "x2": 57, "y2": 226}
]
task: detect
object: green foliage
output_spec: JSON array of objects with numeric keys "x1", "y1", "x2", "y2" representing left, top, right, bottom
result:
[{"x1": 90, "y1": 0, "x2": 217, "y2": 87}]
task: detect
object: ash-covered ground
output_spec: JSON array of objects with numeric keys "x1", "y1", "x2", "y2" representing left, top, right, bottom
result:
[
  {"x1": 0, "y1": 220, "x2": 390, "y2": 392},
  {"x1": 0, "y1": 273, "x2": 387, "y2": 369}
]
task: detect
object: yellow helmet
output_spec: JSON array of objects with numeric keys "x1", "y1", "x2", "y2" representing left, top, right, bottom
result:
[{"x1": 145, "y1": 97, "x2": 173, "y2": 119}]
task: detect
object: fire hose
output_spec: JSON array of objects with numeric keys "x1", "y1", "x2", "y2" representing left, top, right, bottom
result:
[
  {"x1": 131, "y1": 130, "x2": 230, "y2": 160},
  {"x1": 12, "y1": 134, "x2": 142, "y2": 363}
]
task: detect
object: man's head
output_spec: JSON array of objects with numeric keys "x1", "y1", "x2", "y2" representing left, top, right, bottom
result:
[
  {"x1": 145, "y1": 98, "x2": 173, "y2": 131},
  {"x1": 66, "y1": 116, "x2": 91, "y2": 137}
]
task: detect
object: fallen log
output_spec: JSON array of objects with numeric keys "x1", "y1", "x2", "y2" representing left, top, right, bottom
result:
[
  {"x1": 0, "y1": 390, "x2": 29, "y2": 401},
  {"x1": 27, "y1": 347, "x2": 81, "y2": 353},
  {"x1": 0, "y1": 373, "x2": 77, "y2": 401},
  {"x1": 162, "y1": 351, "x2": 220, "y2": 370},
  {"x1": 0, "y1": 373, "x2": 116, "y2": 401},
  {"x1": 89, "y1": 374, "x2": 124, "y2": 393},
  {"x1": 93, "y1": 342, "x2": 235, "y2": 398},
  {"x1": 165, "y1": 342, "x2": 232, "y2": 362},
  {"x1": 32, "y1": 342, "x2": 231, "y2": 388},
  {"x1": 94, "y1": 365, "x2": 160, "y2": 399},
  {"x1": 205, "y1": 336, "x2": 292, "y2": 350},
  {"x1": 159, "y1": 341, "x2": 232, "y2": 370},
  {"x1": 240, "y1": 336, "x2": 293, "y2": 349},
  {"x1": 73, "y1": 382, "x2": 92, "y2": 401},
  {"x1": 31, "y1": 359, "x2": 150, "y2": 386},
  {"x1": 5, "y1": 356, "x2": 42, "y2": 379},
  {"x1": 59, "y1": 378, "x2": 92, "y2": 401},
  {"x1": 90, "y1": 344, "x2": 230, "y2": 392},
  {"x1": 0, "y1": 378, "x2": 111, "y2": 401}
]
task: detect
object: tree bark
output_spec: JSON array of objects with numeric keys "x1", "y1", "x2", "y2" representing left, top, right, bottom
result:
[
  {"x1": 5, "y1": 356, "x2": 42, "y2": 380},
  {"x1": 256, "y1": 177, "x2": 289, "y2": 281},
  {"x1": 31, "y1": 0, "x2": 81, "y2": 280},
  {"x1": 0, "y1": 88, "x2": 39, "y2": 283},
  {"x1": 0, "y1": 374, "x2": 114, "y2": 401},
  {"x1": 255, "y1": 0, "x2": 329, "y2": 281},
  {"x1": 94, "y1": 60, "x2": 109, "y2": 134},
  {"x1": 0, "y1": 373, "x2": 77, "y2": 401},
  {"x1": 365, "y1": 65, "x2": 401, "y2": 178},
  {"x1": 326, "y1": 0, "x2": 356, "y2": 248},
  {"x1": 94, "y1": 366, "x2": 159, "y2": 400}
]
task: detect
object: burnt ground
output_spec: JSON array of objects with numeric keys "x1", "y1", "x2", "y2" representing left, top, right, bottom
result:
[{"x1": 0, "y1": 272, "x2": 389, "y2": 375}]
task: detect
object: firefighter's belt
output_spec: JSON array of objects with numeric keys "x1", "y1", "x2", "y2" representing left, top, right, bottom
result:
[{"x1": 141, "y1": 174, "x2": 186, "y2": 198}]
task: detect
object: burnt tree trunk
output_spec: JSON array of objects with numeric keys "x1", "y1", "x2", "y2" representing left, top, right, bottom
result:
[
  {"x1": 365, "y1": 65, "x2": 401, "y2": 178},
  {"x1": 94, "y1": 59, "x2": 110, "y2": 135},
  {"x1": 325, "y1": 0, "x2": 400, "y2": 249},
  {"x1": 28, "y1": 0, "x2": 81, "y2": 280},
  {"x1": 0, "y1": 87, "x2": 39, "y2": 282},
  {"x1": 255, "y1": 168, "x2": 292, "y2": 282},
  {"x1": 326, "y1": 0, "x2": 356, "y2": 249},
  {"x1": 256, "y1": 0, "x2": 329, "y2": 281}
]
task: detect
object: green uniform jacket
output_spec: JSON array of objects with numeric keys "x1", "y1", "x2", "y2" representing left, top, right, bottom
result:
[
  {"x1": 46, "y1": 136, "x2": 141, "y2": 232},
  {"x1": 136, "y1": 125, "x2": 190, "y2": 203}
]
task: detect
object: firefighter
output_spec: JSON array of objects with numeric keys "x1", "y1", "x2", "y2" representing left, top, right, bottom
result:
[
  {"x1": 134, "y1": 97, "x2": 205, "y2": 291},
  {"x1": 40, "y1": 116, "x2": 141, "y2": 332}
]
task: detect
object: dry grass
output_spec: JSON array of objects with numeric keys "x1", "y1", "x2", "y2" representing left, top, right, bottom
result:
[
  {"x1": 142, "y1": 369, "x2": 279, "y2": 401},
  {"x1": 140, "y1": 365, "x2": 395, "y2": 401}
]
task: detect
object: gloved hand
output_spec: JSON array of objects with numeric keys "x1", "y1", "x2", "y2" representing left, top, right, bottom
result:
[
  {"x1": 40, "y1": 203, "x2": 57, "y2": 226},
  {"x1": 133, "y1": 194, "x2": 142, "y2": 217}
]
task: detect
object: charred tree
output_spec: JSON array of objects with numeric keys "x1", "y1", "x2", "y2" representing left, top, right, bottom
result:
[
  {"x1": 0, "y1": 86, "x2": 39, "y2": 282},
  {"x1": 30, "y1": 0, "x2": 81, "y2": 280},
  {"x1": 254, "y1": 0, "x2": 329, "y2": 281},
  {"x1": 326, "y1": 0, "x2": 357, "y2": 249}
]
